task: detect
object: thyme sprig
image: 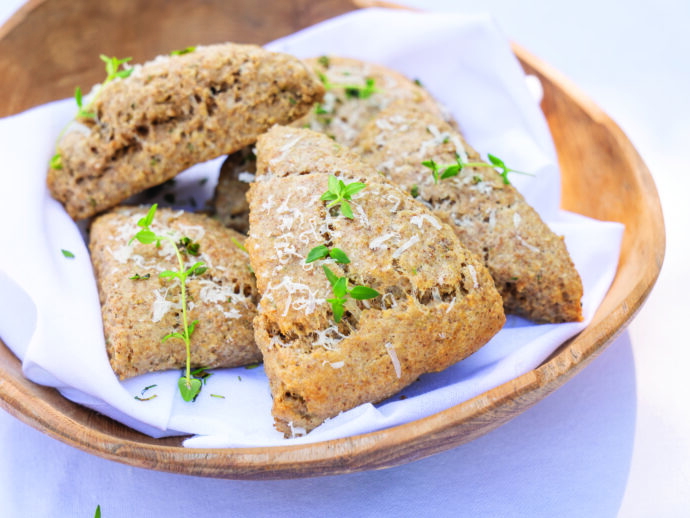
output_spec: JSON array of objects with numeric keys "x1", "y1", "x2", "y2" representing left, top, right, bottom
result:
[
  {"x1": 320, "y1": 175, "x2": 366, "y2": 219},
  {"x1": 322, "y1": 265, "x2": 380, "y2": 323},
  {"x1": 422, "y1": 153, "x2": 533, "y2": 185},
  {"x1": 130, "y1": 204, "x2": 206, "y2": 402},
  {"x1": 51, "y1": 55, "x2": 133, "y2": 170},
  {"x1": 317, "y1": 72, "x2": 380, "y2": 99}
]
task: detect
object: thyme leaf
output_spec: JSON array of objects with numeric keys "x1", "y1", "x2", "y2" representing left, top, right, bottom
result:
[
  {"x1": 322, "y1": 265, "x2": 380, "y2": 323},
  {"x1": 320, "y1": 175, "x2": 366, "y2": 219},
  {"x1": 130, "y1": 204, "x2": 205, "y2": 402}
]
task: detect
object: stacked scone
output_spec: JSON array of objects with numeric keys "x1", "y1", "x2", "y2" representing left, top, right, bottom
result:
[{"x1": 50, "y1": 47, "x2": 583, "y2": 436}]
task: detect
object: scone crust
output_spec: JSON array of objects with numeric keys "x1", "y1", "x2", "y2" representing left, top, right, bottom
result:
[{"x1": 247, "y1": 127, "x2": 505, "y2": 435}]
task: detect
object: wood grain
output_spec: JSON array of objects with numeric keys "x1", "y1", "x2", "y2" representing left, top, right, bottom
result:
[{"x1": 0, "y1": 0, "x2": 664, "y2": 479}]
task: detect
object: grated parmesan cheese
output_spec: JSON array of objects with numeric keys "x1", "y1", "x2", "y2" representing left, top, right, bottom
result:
[
  {"x1": 264, "y1": 276, "x2": 324, "y2": 317},
  {"x1": 392, "y1": 235, "x2": 420, "y2": 259},
  {"x1": 517, "y1": 235, "x2": 541, "y2": 253},
  {"x1": 353, "y1": 203, "x2": 370, "y2": 228},
  {"x1": 369, "y1": 232, "x2": 398, "y2": 250},
  {"x1": 467, "y1": 264, "x2": 479, "y2": 289},
  {"x1": 270, "y1": 134, "x2": 304, "y2": 165},
  {"x1": 384, "y1": 342, "x2": 402, "y2": 379},
  {"x1": 312, "y1": 325, "x2": 346, "y2": 351},
  {"x1": 410, "y1": 214, "x2": 442, "y2": 230},
  {"x1": 385, "y1": 194, "x2": 401, "y2": 213},
  {"x1": 151, "y1": 287, "x2": 180, "y2": 323}
]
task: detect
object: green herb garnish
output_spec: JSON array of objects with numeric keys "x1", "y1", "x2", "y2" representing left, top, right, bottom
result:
[
  {"x1": 305, "y1": 245, "x2": 350, "y2": 264},
  {"x1": 344, "y1": 78, "x2": 377, "y2": 99},
  {"x1": 231, "y1": 236, "x2": 248, "y2": 254},
  {"x1": 130, "y1": 204, "x2": 206, "y2": 402},
  {"x1": 171, "y1": 46, "x2": 196, "y2": 56},
  {"x1": 134, "y1": 384, "x2": 158, "y2": 401},
  {"x1": 95, "y1": 505, "x2": 101, "y2": 518},
  {"x1": 410, "y1": 184, "x2": 419, "y2": 198},
  {"x1": 50, "y1": 153, "x2": 63, "y2": 170},
  {"x1": 314, "y1": 103, "x2": 330, "y2": 115},
  {"x1": 191, "y1": 366, "x2": 213, "y2": 384},
  {"x1": 51, "y1": 54, "x2": 133, "y2": 169},
  {"x1": 320, "y1": 175, "x2": 366, "y2": 219},
  {"x1": 210, "y1": 394, "x2": 225, "y2": 399},
  {"x1": 61, "y1": 249, "x2": 75, "y2": 258},
  {"x1": 177, "y1": 236, "x2": 200, "y2": 256},
  {"x1": 317, "y1": 72, "x2": 380, "y2": 99},
  {"x1": 421, "y1": 158, "x2": 462, "y2": 184},
  {"x1": 487, "y1": 154, "x2": 532, "y2": 185},
  {"x1": 129, "y1": 272, "x2": 150, "y2": 280},
  {"x1": 244, "y1": 363, "x2": 261, "y2": 370},
  {"x1": 317, "y1": 55, "x2": 330, "y2": 68},
  {"x1": 422, "y1": 154, "x2": 533, "y2": 185},
  {"x1": 75, "y1": 86, "x2": 95, "y2": 119},
  {"x1": 322, "y1": 265, "x2": 380, "y2": 323}
]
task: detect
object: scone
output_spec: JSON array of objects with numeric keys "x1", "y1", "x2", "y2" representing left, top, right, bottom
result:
[
  {"x1": 90, "y1": 206, "x2": 261, "y2": 379},
  {"x1": 354, "y1": 100, "x2": 583, "y2": 323},
  {"x1": 246, "y1": 126, "x2": 505, "y2": 435},
  {"x1": 295, "y1": 55, "x2": 454, "y2": 145},
  {"x1": 48, "y1": 43, "x2": 324, "y2": 220}
]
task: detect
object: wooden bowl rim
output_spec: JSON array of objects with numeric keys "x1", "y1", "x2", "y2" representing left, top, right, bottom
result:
[{"x1": 0, "y1": 2, "x2": 665, "y2": 479}]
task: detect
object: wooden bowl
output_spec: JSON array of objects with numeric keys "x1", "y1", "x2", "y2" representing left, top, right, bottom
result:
[{"x1": 0, "y1": 0, "x2": 664, "y2": 479}]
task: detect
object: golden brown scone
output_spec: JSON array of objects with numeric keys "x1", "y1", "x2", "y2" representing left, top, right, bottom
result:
[
  {"x1": 246, "y1": 126, "x2": 505, "y2": 435},
  {"x1": 212, "y1": 148, "x2": 255, "y2": 234},
  {"x1": 295, "y1": 55, "x2": 452, "y2": 146},
  {"x1": 90, "y1": 206, "x2": 261, "y2": 380},
  {"x1": 354, "y1": 100, "x2": 583, "y2": 323},
  {"x1": 48, "y1": 44, "x2": 324, "y2": 220}
]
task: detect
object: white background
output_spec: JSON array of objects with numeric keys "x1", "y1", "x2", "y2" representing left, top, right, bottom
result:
[{"x1": 1, "y1": 1, "x2": 688, "y2": 516}]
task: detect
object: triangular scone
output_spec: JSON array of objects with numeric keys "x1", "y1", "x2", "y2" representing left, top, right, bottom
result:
[
  {"x1": 354, "y1": 100, "x2": 583, "y2": 323},
  {"x1": 295, "y1": 56, "x2": 454, "y2": 145},
  {"x1": 246, "y1": 126, "x2": 505, "y2": 435},
  {"x1": 90, "y1": 207, "x2": 261, "y2": 380},
  {"x1": 48, "y1": 44, "x2": 324, "y2": 220}
]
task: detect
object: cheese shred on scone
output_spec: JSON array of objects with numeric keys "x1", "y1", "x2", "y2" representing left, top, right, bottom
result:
[
  {"x1": 246, "y1": 127, "x2": 505, "y2": 436},
  {"x1": 354, "y1": 100, "x2": 583, "y2": 323},
  {"x1": 49, "y1": 44, "x2": 324, "y2": 220},
  {"x1": 90, "y1": 207, "x2": 261, "y2": 380}
]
